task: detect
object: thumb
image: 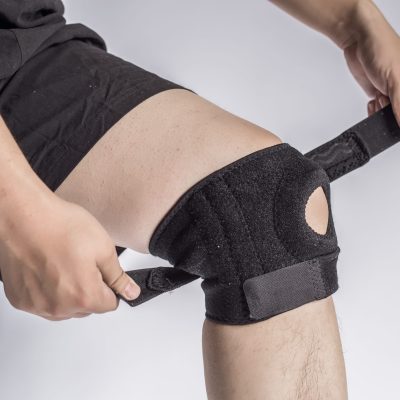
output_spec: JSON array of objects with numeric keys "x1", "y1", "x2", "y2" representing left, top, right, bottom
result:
[{"x1": 97, "y1": 248, "x2": 141, "y2": 301}]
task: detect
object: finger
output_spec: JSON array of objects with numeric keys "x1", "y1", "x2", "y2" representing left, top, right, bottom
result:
[
  {"x1": 387, "y1": 73, "x2": 400, "y2": 126},
  {"x1": 375, "y1": 92, "x2": 380, "y2": 110},
  {"x1": 97, "y1": 247, "x2": 141, "y2": 303},
  {"x1": 374, "y1": 92, "x2": 389, "y2": 111},
  {"x1": 372, "y1": 91, "x2": 385, "y2": 112},
  {"x1": 91, "y1": 284, "x2": 121, "y2": 314},
  {"x1": 378, "y1": 94, "x2": 390, "y2": 108},
  {"x1": 367, "y1": 100, "x2": 375, "y2": 117},
  {"x1": 374, "y1": 95, "x2": 381, "y2": 112},
  {"x1": 368, "y1": 99, "x2": 375, "y2": 116}
]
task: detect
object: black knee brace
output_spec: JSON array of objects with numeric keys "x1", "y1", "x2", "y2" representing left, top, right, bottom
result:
[
  {"x1": 124, "y1": 143, "x2": 340, "y2": 324},
  {"x1": 119, "y1": 103, "x2": 399, "y2": 324}
]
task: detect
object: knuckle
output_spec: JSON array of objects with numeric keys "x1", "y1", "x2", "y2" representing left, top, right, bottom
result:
[
  {"x1": 42, "y1": 316, "x2": 57, "y2": 321},
  {"x1": 105, "y1": 297, "x2": 119, "y2": 313},
  {"x1": 42, "y1": 303, "x2": 64, "y2": 319},
  {"x1": 11, "y1": 301, "x2": 24, "y2": 311},
  {"x1": 74, "y1": 285, "x2": 106, "y2": 311},
  {"x1": 73, "y1": 313, "x2": 91, "y2": 319},
  {"x1": 71, "y1": 290, "x2": 90, "y2": 312},
  {"x1": 96, "y1": 290, "x2": 119, "y2": 313},
  {"x1": 112, "y1": 297, "x2": 119, "y2": 311},
  {"x1": 71, "y1": 280, "x2": 108, "y2": 312},
  {"x1": 74, "y1": 293, "x2": 94, "y2": 311},
  {"x1": 8, "y1": 296, "x2": 25, "y2": 311},
  {"x1": 4, "y1": 286, "x2": 25, "y2": 310},
  {"x1": 43, "y1": 315, "x2": 69, "y2": 322}
]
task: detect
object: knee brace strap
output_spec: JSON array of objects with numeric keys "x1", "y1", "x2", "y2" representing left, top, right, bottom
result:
[
  {"x1": 123, "y1": 143, "x2": 340, "y2": 324},
  {"x1": 306, "y1": 104, "x2": 400, "y2": 181}
]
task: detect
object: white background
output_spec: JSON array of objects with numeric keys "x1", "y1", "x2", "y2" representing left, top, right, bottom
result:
[{"x1": 1, "y1": 1, "x2": 399, "y2": 398}]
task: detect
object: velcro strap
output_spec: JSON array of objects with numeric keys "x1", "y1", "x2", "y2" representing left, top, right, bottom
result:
[
  {"x1": 119, "y1": 267, "x2": 199, "y2": 306},
  {"x1": 306, "y1": 104, "x2": 400, "y2": 181},
  {"x1": 243, "y1": 249, "x2": 340, "y2": 320}
]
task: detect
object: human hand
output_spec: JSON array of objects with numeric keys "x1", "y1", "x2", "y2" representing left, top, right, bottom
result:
[
  {"x1": 0, "y1": 193, "x2": 140, "y2": 321},
  {"x1": 341, "y1": 1, "x2": 400, "y2": 123}
]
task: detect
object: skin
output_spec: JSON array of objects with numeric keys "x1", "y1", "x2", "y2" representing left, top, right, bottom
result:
[{"x1": 0, "y1": 0, "x2": 399, "y2": 397}]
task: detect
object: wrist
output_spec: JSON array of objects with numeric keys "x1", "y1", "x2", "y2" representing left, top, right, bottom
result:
[
  {"x1": 328, "y1": 0, "x2": 389, "y2": 49},
  {"x1": 0, "y1": 171, "x2": 56, "y2": 238}
]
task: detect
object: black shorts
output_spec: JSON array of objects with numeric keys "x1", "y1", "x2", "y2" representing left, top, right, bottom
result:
[
  {"x1": 0, "y1": 38, "x2": 195, "y2": 256},
  {"x1": 0, "y1": 38, "x2": 195, "y2": 193}
]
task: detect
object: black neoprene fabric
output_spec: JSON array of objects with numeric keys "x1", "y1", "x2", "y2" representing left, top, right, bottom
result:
[{"x1": 124, "y1": 143, "x2": 340, "y2": 324}]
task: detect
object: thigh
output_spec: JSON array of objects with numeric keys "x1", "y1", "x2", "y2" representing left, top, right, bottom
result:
[
  {"x1": 54, "y1": 88, "x2": 281, "y2": 253},
  {"x1": 0, "y1": 37, "x2": 192, "y2": 195}
]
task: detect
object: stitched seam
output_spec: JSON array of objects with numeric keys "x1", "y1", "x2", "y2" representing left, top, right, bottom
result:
[
  {"x1": 200, "y1": 189, "x2": 237, "y2": 285},
  {"x1": 10, "y1": 29, "x2": 23, "y2": 67},
  {"x1": 273, "y1": 160, "x2": 302, "y2": 263},
  {"x1": 220, "y1": 175, "x2": 264, "y2": 277},
  {"x1": 309, "y1": 260, "x2": 322, "y2": 299},
  {"x1": 185, "y1": 195, "x2": 209, "y2": 274}
]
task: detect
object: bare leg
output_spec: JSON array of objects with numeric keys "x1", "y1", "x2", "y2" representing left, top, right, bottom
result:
[
  {"x1": 203, "y1": 296, "x2": 347, "y2": 400},
  {"x1": 54, "y1": 88, "x2": 347, "y2": 398}
]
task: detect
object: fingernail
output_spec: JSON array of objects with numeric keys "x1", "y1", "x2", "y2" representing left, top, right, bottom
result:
[{"x1": 124, "y1": 282, "x2": 140, "y2": 300}]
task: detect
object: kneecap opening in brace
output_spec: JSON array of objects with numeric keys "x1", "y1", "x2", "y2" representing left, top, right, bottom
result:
[{"x1": 305, "y1": 186, "x2": 329, "y2": 235}]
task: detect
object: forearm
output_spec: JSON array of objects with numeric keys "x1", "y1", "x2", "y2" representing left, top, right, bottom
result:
[
  {"x1": 269, "y1": 0, "x2": 392, "y2": 49},
  {"x1": 0, "y1": 115, "x2": 53, "y2": 233}
]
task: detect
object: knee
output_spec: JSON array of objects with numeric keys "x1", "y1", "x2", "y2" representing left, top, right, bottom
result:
[{"x1": 143, "y1": 142, "x2": 340, "y2": 324}]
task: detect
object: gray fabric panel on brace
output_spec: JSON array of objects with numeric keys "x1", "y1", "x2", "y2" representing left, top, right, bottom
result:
[{"x1": 243, "y1": 249, "x2": 340, "y2": 320}]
